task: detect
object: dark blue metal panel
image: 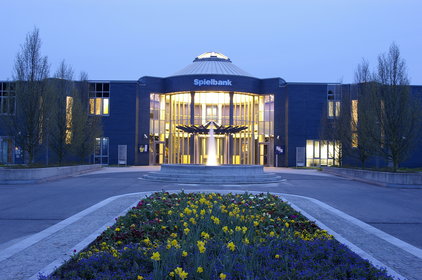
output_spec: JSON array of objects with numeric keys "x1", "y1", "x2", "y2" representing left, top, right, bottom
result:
[
  {"x1": 284, "y1": 83, "x2": 328, "y2": 166},
  {"x1": 103, "y1": 82, "x2": 137, "y2": 165}
]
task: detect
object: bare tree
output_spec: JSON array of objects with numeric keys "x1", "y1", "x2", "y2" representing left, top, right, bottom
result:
[
  {"x1": 71, "y1": 72, "x2": 102, "y2": 162},
  {"x1": 5, "y1": 27, "x2": 50, "y2": 163},
  {"x1": 321, "y1": 45, "x2": 421, "y2": 171},
  {"x1": 48, "y1": 60, "x2": 74, "y2": 163},
  {"x1": 371, "y1": 43, "x2": 422, "y2": 171},
  {"x1": 351, "y1": 59, "x2": 379, "y2": 168}
]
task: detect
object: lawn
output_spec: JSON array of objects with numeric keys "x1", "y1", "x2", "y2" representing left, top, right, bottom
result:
[{"x1": 40, "y1": 192, "x2": 392, "y2": 280}]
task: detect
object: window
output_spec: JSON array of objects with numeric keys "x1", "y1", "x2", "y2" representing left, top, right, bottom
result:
[
  {"x1": 351, "y1": 100, "x2": 358, "y2": 148},
  {"x1": 0, "y1": 82, "x2": 16, "y2": 115},
  {"x1": 89, "y1": 82, "x2": 110, "y2": 116},
  {"x1": 94, "y1": 137, "x2": 109, "y2": 164},
  {"x1": 327, "y1": 85, "x2": 341, "y2": 118},
  {"x1": 306, "y1": 140, "x2": 340, "y2": 167},
  {"x1": 65, "y1": 96, "x2": 73, "y2": 144},
  {"x1": 0, "y1": 136, "x2": 14, "y2": 164}
]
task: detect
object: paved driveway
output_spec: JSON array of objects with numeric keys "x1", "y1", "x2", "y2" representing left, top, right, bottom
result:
[{"x1": 0, "y1": 167, "x2": 421, "y2": 250}]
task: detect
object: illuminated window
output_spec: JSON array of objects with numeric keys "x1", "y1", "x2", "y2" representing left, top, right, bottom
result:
[
  {"x1": 327, "y1": 85, "x2": 341, "y2": 118},
  {"x1": 89, "y1": 82, "x2": 110, "y2": 116},
  {"x1": 351, "y1": 100, "x2": 358, "y2": 148},
  {"x1": 149, "y1": 91, "x2": 273, "y2": 166},
  {"x1": 306, "y1": 140, "x2": 341, "y2": 167},
  {"x1": 351, "y1": 100, "x2": 358, "y2": 130},
  {"x1": 352, "y1": 133, "x2": 358, "y2": 148},
  {"x1": 65, "y1": 96, "x2": 73, "y2": 144},
  {"x1": 0, "y1": 82, "x2": 16, "y2": 115},
  {"x1": 328, "y1": 101, "x2": 334, "y2": 117}
]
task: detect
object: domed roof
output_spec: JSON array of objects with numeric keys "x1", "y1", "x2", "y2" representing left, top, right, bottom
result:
[{"x1": 171, "y1": 52, "x2": 253, "y2": 77}]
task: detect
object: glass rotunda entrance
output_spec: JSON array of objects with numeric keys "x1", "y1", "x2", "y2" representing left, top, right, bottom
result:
[{"x1": 149, "y1": 91, "x2": 274, "y2": 165}]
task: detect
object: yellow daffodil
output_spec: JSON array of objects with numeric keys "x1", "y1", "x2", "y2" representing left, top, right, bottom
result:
[
  {"x1": 220, "y1": 273, "x2": 227, "y2": 279},
  {"x1": 275, "y1": 254, "x2": 280, "y2": 259},
  {"x1": 184, "y1": 228, "x2": 190, "y2": 235},
  {"x1": 182, "y1": 250, "x2": 188, "y2": 257},
  {"x1": 184, "y1": 207, "x2": 192, "y2": 215},
  {"x1": 143, "y1": 238, "x2": 152, "y2": 246},
  {"x1": 174, "y1": 267, "x2": 188, "y2": 280},
  {"x1": 151, "y1": 251, "x2": 160, "y2": 261},
  {"x1": 227, "y1": 241, "x2": 236, "y2": 251},
  {"x1": 197, "y1": 240, "x2": 206, "y2": 253},
  {"x1": 201, "y1": 231, "x2": 210, "y2": 239}
]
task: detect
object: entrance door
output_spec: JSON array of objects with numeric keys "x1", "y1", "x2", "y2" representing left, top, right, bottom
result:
[
  {"x1": 151, "y1": 140, "x2": 166, "y2": 165},
  {"x1": 258, "y1": 142, "x2": 269, "y2": 166}
]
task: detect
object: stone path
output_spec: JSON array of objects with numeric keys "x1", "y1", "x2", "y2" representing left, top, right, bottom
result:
[{"x1": 0, "y1": 189, "x2": 420, "y2": 280}]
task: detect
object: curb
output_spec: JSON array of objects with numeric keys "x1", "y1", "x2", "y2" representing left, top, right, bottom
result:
[{"x1": 322, "y1": 169, "x2": 422, "y2": 189}]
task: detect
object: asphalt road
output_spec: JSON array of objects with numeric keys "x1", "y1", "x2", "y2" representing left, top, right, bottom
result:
[{"x1": 0, "y1": 167, "x2": 421, "y2": 250}]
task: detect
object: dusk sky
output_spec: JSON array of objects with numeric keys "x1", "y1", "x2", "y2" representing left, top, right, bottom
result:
[{"x1": 1, "y1": 0, "x2": 421, "y2": 84}]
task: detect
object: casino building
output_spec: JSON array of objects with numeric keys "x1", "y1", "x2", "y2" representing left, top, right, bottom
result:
[{"x1": 1, "y1": 52, "x2": 421, "y2": 167}]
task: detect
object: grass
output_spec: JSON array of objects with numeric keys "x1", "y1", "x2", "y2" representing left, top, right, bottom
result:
[{"x1": 39, "y1": 192, "x2": 392, "y2": 280}]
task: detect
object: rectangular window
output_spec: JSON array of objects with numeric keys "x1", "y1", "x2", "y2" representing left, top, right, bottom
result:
[
  {"x1": 103, "y1": 98, "x2": 109, "y2": 115},
  {"x1": 0, "y1": 137, "x2": 14, "y2": 164},
  {"x1": 327, "y1": 85, "x2": 341, "y2": 118},
  {"x1": 352, "y1": 133, "x2": 358, "y2": 148},
  {"x1": 328, "y1": 101, "x2": 334, "y2": 117},
  {"x1": 335, "y1": 101, "x2": 341, "y2": 117},
  {"x1": 89, "y1": 82, "x2": 110, "y2": 116},
  {"x1": 65, "y1": 96, "x2": 73, "y2": 144},
  {"x1": 94, "y1": 137, "x2": 109, "y2": 164},
  {"x1": 0, "y1": 82, "x2": 16, "y2": 115},
  {"x1": 306, "y1": 139, "x2": 341, "y2": 167},
  {"x1": 351, "y1": 100, "x2": 358, "y2": 129},
  {"x1": 351, "y1": 100, "x2": 358, "y2": 147},
  {"x1": 95, "y1": 98, "x2": 102, "y2": 115}
]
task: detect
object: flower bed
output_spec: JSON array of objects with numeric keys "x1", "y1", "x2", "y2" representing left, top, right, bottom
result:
[{"x1": 40, "y1": 192, "x2": 392, "y2": 280}]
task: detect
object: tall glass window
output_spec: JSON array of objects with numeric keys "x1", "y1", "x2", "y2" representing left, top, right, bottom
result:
[
  {"x1": 149, "y1": 91, "x2": 274, "y2": 166},
  {"x1": 94, "y1": 137, "x2": 109, "y2": 164},
  {"x1": 306, "y1": 139, "x2": 340, "y2": 167},
  {"x1": 89, "y1": 82, "x2": 110, "y2": 116},
  {"x1": 65, "y1": 96, "x2": 73, "y2": 144},
  {"x1": 327, "y1": 85, "x2": 341, "y2": 118}
]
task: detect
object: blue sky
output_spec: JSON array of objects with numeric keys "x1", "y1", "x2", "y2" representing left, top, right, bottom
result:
[{"x1": 1, "y1": 0, "x2": 421, "y2": 84}]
